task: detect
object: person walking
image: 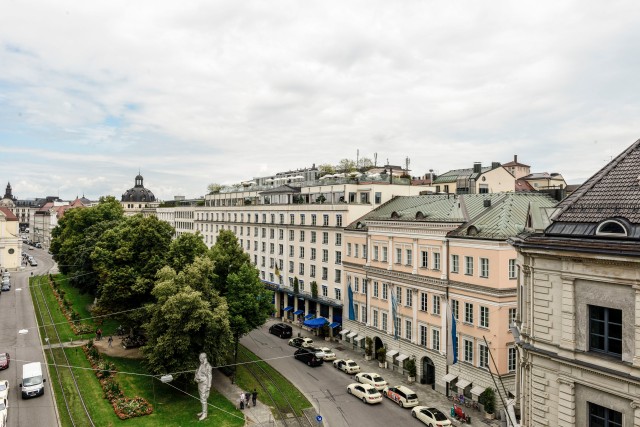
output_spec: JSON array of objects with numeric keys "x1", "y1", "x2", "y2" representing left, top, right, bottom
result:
[
  {"x1": 108, "y1": 336, "x2": 113, "y2": 347},
  {"x1": 239, "y1": 392, "x2": 245, "y2": 410},
  {"x1": 244, "y1": 391, "x2": 250, "y2": 408},
  {"x1": 252, "y1": 388, "x2": 258, "y2": 407}
]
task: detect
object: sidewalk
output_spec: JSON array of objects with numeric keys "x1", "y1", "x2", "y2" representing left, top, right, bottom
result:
[{"x1": 291, "y1": 323, "x2": 501, "y2": 427}]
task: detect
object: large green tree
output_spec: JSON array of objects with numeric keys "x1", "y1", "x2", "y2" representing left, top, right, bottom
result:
[
  {"x1": 143, "y1": 258, "x2": 231, "y2": 379},
  {"x1": 167, "y1": 232, "x2": 208, "y2": 273},
  {"x1": 50, "y1": 196, "x2": 124, "y2": 294},
  {"x1": 91, "y1": 214, "x2": 174, "y2": 328},
  {"x1": 208, "y1": 230, "x2": 251, "y2": 295}
]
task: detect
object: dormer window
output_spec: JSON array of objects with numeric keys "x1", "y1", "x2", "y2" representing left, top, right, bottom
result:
[
  {"x1": 391, "y1": 211, "x2": 400, "y2": 219},
  {"x1": 596, "y1": 220, "x2": 627, "y2": 236},
  {"x1": 467, "y1": 226, "x2": 480, "y2": 236},
  {"x1": 415, "y1": 211, "x2": 426, "y2": 220}
]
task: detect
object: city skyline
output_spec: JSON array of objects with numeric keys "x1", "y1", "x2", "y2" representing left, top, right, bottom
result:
[{"x1": 2, "y1": 1, "x2": 640, "y2": 200}]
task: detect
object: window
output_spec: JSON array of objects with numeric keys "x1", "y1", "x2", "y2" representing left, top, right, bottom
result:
[
  {"x1": 311, "y1": 231, "x2": 316, "y2": 243},
  {"x1": 335, "y1": 251, "x2": 342, "y2": 264},
  {"x1": 323, "y1": 214, "x2": 329, "y2": 226},
  {"x1": 347, "y1": 243, "x2": 352, "y2": 256},
  {"x1": 335, "y1": 288, "x2": 341, "y2": 300},
  {"x1": 588, "y1": 402, "x2": 622, "y2": 427},
  {"x1": 452, "y1": 300, "x2": 459, "y2": 320},
  {"x1": 589, "y1": 305, "x2": 622, "y2": 357},
  {"x1": 336, "y1": 214, "x2": 342, "y2": 227},
  {"x1": 361, "y1": 305, "x2": 367, "y2": 323},
  {"x1": 432, "y1": 295, "x2": 441, "y2": 315},
  {"x1": 362, "y1": 280, "x2": 368, "y2": 295},
  {"x1": 354, "y1": 244, "x2": 359, "y2": 258},
  {"x1": 480, "y1": 306, "x2": 489, "y2": 328},
  {"x1": 395, "y1": 286, "x2": 402, "y2": 305},
  {"x1": 420, "y1": 325, "x2": 428, "y2": 346},
  {"x1": 464, "y1": 303, "x2": 474, "y2": 324},
  {"x1": 464, "y1": 339, "x2": 473, "y2": 363},
  {"x1": 278, "y1": 244, "x2": 283, "y2": 255},
  {"x1": 406, "y1": 289, "x2": 413, "y2": 307},
  {"x1": 310, "y1": 248, "x2": 316, "y2": 260},
  {"x1": 360, "y1": 192, "x2": 370, "y2": 204},
  {"x1": 334, "y1": 269, "x2": 341, "y2": 283},
  {"x1": 420, "y1": 293, "x2": 428, "y2": 312},
  {"x1": 433, "y1": 252, "x2": 441, "y2": 270},
  {"x1": 322, "y1": 267, "x2": 328, "y2": 280},
  {"x1": 382, "y1": 247, "x2": 388, "y2": 262},
  {"x1": 421, "y1": 250, "x2": 428, "y2": 268},
  {"x1": 261, "y1": 242, "x2": 266, "y2": 252},
  {"x1": 289, "y1": 261, "x2": 294, "y2": 273},
  {"x1": 508, "y1": 347, "x2": 516, "y2": 372},
  {"x1": 480, "y1": 258, "x2": 489, "y2": 278},
  {"x1": 299, "y1": 280, "x2": 305, "y2": 291},
  {"x1": 289, "y1": 230, "x2": 294, "y2": 241},
  {"x1": 382, "y1": 283, "x2": 388, "y2": 300},
  {"x1": 375, "y1": 192, "x2": 382, "y2": 204},
  {"x1": 509, "y1": 308, "x2": 517, "y2": 326},
  {"x1": 382, "y1": 312, "x2": 388, "y2": 332},
  {"x1": 363, "y1": 245, "x2": 367, "y2": 259},
  {"x1": 300, "y1": 214, "x2": 305, "y2": 225},
  {"x1": 290, "y1": 214, "x2": 295, "y2": 225},
  {"x1": 405, "y1": 249, "x2": 413, "y2": 266},
  {"x1": 261, "y1": 256, "x2": 265, "y2": 267},
  {"x1": 373, "y1": 310, "x2": 379, "y2": 328},
  {"x1": 322, "y1": 285, "x2": 328, "y2": 297},
  {"x1": 322, "y1": 232, "x2": 329, "y2": 244},
  {"x1": 509, "y1": 259, "x2": 517, "y2": 279},
  {"x1": 310, "y1": 265, "x2": 316, "y2": 277},
  {"x1": 270, "y1": 243, "x2": 275, "y2": 254},
  {"x1": 373, "y1": 281, "x2": 379, "y2": 298},
  {"x1": 262, "y1": 228, "x2": 266, "y2": 238},
  {"x1": 322, "y1": 249, "x2": 328, "y2": 262},
  {"x1": 311, "y1": 214, "x2": 317, "y2": 225},
  {"x1": 279, "y1": 229, "x2": 284, "y2": 240},
  {"x1": 394, "y1": 317, "x2": 401, "y2": 337},
  {"x1": 432, "y1": 329, "x2": 440, "y2": 351},
  {"x1": 465, "y1": 256, "x2": 474, "y2": 275},
  {"x1": 270, "y1": 228, "x2": 274, "y2": 238},
  {"x1": 289, "y1": 245, "x2": 294, "y2": 257},
  {"x1": 395, "y1": 247, "x2": 402, "y2": 264},
  {"x1": 299, "y1": 247, "x2": 305, "y2": 258},
  {"x1": 353, "y1": 277, "x2": 358, "y2": 292},
  {"x1": 405, "y1": 320, "x2": 412, "y2": 340},
  {"x1": 271, "y1": 214, "x2": 275, "y2": 224},
  {"x1": 335, "y1": 233, "x2": 342, "y2": 245},
  {"x1": 479, "y1": 343, "x2": 489, "y2": 368}
]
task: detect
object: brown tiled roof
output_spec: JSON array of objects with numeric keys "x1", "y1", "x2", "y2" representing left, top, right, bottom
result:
[
  {"x1": 0, "y1": 207, "x2": 18, "y2": 220},
  {"x1": 515, "y1": 179, "x2": 535, "y2": 191},
  {"x1": 551, "y1": 138, "x2": 640, "y2": 224}
]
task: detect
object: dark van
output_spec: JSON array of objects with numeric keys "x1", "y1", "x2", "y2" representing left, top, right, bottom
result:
[
  {"x1": 294, "y1": 348, "x2": 324, "y2": 367},
  {"x1": 268, "y1": 323, "x2": 293, "y2": 339}
]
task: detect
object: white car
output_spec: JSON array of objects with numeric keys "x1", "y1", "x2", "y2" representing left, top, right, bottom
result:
[
  {"x1": 355, "y1": 372, "x2": 387, "y2": 390},
  {"x1": 382, "y1": 385, "x2": 419, "y2": 408},
  {"x1": 0, "y1": 398, "x2": 6, "y2": 427},
  {"x1": 288, "y1": 337, "x2": 314, "y2": 348},
  {"x1": 411, "y1": 406, "x2": 452, "y2": 426},
  {"x1": 346, "y1": 383, "x2": 383, "y2": 404},
  {"x1": 318, "y1": 347, "x2": 336, "y2": 361},
  {"x1": 0, "y1": 381, "x2": 8, "y2": 400},
  {"x1": 333, "y1": 359, "x2": 361, "y2": 374}
]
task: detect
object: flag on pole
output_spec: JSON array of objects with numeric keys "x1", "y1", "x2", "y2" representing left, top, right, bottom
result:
[
  {"x1": 347, "y1": 284, "x2": 355, "y2": 321},
  {"x1": 391, "y1": 288, "x2": 398, "y2": 340},
  {"x1": 446, "y1": 300, "x2": 458, "y2": 365}
]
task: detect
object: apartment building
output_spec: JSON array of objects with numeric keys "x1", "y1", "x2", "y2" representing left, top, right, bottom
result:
[
  {"x1": 193, "y1": 174, "x2": 424, "y2": 328},
  {"x1": 510, "y1": 139, "x2": 640, "y2": 427},
  {"x1": 342, "y1": 192, "x2": 556, "y2": 406},
  {"x1": 0, "y1": 207, "x2": 21, "y2": 270},
  {"x1": 433, "y1": 162, "x2": 515, "y2": 194}
]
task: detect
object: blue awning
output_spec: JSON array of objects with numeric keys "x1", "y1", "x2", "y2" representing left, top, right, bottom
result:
[
  {"x1": 329, "y1": 322, "x2": 341, "y2": 329},
  {"x1": 304, "y1": 313, "x2": 315, "y2": 320},
  {"x1": 283, "y1": 306, "x2": 294, "y2": 312},
  {"x1": 293, "y1": 310, "x2": 304, "y2": 315},
  {"x1": 303, "y1": 318, "x2": 328, "y2": 328}
]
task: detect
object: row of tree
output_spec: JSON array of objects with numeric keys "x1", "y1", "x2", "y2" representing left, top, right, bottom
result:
[{"x1": 50, "y1": 197, "x2": 273, "y2": 379}]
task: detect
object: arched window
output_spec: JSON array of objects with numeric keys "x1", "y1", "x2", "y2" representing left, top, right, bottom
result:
[
  {"x1": 596, "y1": 220, "x2": 627, "y2": 236},
  {"x1": 467, "y1": 226, "x2": 480, "y2": 236},
  {"x1": 415, "y1": 211, "x2": 425, "y2": 220},
  {"x1": 391, "y1": 211, "x2": 401, "y2": 219}
]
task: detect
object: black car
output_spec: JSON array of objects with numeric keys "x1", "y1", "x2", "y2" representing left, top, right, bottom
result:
[
  {"x1": 268, "y1": 323, "x2": 293, "y2": 339},
  {"x1": 294, "y1": 348, "x2": 324, "y2": 367}
]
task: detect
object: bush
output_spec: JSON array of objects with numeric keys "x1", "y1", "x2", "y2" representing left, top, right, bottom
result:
[
  {"x1": 405, "y1": 358, "x2": 417, "y2": 377},
  {"x1": 479, "y1": 387, "x2": 496, "y2": 414},
  {"x1": 365, "y1": 337, "x2": 373, "y2": 357},
  {"x1": 377, "y1": 347, "x2": 386, "y2": 363}
]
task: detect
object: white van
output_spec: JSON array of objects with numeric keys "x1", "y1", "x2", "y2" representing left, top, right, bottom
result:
[{"x1": 20, "y1": 362, "x2": 46, "y2": 398}]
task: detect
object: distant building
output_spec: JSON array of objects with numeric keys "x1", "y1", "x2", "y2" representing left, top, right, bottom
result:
[
  {"x1": 121, "y1": 173, "x2": 159, "y2": 215},
  {"x1": 0, "y1": 206, "x2": 21, "y2": 270},
  {"x1": 433, "y1": 162, "x2": 515, "y2": 194},
  {"x1": 510, "y1": 138, "x2": 640, "y2": 426},
  {"x1": 502, "y1": 155, "x2": 531, "y2": 180}
]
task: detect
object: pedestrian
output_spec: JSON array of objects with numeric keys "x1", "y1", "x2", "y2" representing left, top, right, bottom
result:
[
  {"x1": 108, "y1": 336, "x2": 113, "y2": 347},
  {"x1": 239, "y1": 393, "x2": 245, "y2": 410},
  {"x1": 245, "y1": 391, "x2": 250, "y2": 408},
  {"x1": 252, "y1": 388, "x2": 258, "y2": 407}
]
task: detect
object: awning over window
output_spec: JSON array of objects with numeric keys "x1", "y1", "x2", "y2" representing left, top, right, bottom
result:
[
  {"x1": 457, "y1": 378, "x2": 472, "y2": 389},
  {"x1": 293, "y1": 310, "x2": 304, "y2": 315},
  {"x1": 283, "y1": 306, "x2": 294, "y2": 312},
  {"x1": 339, "y1": 330, "x2": 350, "y2": 336},
  {"x1": 386, "y1": 350, "x2": 399, "y2": 358},
  {"x1": 304, "y1": 313, "x2": 315, "y2": 320},
  {"x1": 442, "y1": 373, "x2": 458, "y2": 383},
  {"x1": 353, "y1": 335, "x2": 365, "y2": 343},
  {"x1": 329, "y1": 322, "x2": 341, "y2": 329},
  {"x1": 396, "y1": 353, "x2": 409, "y2": 363},
  {"x1": 303, "y1": 317, "x2": 328, "y2": 328},
  {"x1": 346, "y1": 332, "x2": 357, "y2": 339},
  {"x1": 470, "y1": 385, "x2": 486, "y2": 396}
]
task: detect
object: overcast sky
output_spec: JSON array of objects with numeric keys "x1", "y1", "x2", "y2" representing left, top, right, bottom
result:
[{"x1": 2, "y1": 1, "x2": 640, "y2": 200}]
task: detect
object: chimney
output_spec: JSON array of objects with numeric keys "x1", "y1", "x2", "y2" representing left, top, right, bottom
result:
[
  {"x1": 491, "y1": 162, "x2": 501, "y2": 169},
  {"x1": 514, "y1": 155, "x2": 518, "y2": 163},
  {"x1": 473, "y1": 162, "x2": 482, "y2": 173},
  {"x1": 484, "y1": 199, "x2": 492, "y2": 208}
]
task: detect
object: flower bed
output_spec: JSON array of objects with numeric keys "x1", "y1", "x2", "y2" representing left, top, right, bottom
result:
[
  {"x1": 48, "y1": 276, "x2": 93, "y2": 336},
  {"x1": 83, "y1": 341, "x2": 153, "y2": 419}
]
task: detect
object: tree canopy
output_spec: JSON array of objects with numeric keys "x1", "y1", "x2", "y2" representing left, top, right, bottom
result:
[
  {"x1": 208, "y1": 230, "x2": 251, "y2": 296},
  {"x1": 167, "y1": 232, "x2": 208, "y2": 273}
]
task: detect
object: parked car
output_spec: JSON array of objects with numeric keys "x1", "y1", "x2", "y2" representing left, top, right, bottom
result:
[
  {"x1": 1, "y1": 272, "x2": 9, "y2": 279},
  {"x1": 317, "y1": 347, "x2": 336, "y2": 361},
  {"x1": 35, "y1": 243, "x2": 42, "y2": 249},
  {"x1": 411, "y1": 406, "x2": 452, "y2": 426},
  {"x1": 0, "y1": 353, "x2": 10, "y2": 370},
  {"x1": 1, "y1": 282, "x2": 9, "y2": 292},
  {"x1": 355, "y1": 372, "x2": 388, "y2": 390},
  {"x1": 268, "y1": 323, "x2": 293, "y2": 338},
  {"x1": 29, "y1": 259, "x2": 37, "y2": 266},
  {"x1": 294, "y1": 348, "x2": 324, "y2": 367},
  {"x1": 333, "y1": 359, "x2": 361, "y2": 374},
  {"x1": 0, "y1": 380, "x2": 8, "y2": 400},
  {"x1": 0, "y1": 398, "x2": 6, "y2": 427},
  {"x1": 288, "y1": 337, "x2": 314, "y2": 348},
  {"x1": 382, "y1": 385, "x2": 419, "y2": 408},
  {"x1": 346, "y1": 383, "x2": 383, "y2": 404}
]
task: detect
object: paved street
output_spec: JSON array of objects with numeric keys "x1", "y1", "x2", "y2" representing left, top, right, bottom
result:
[
  {"x1": 242, "y1": 319, "x2": 498, "y2": 427},
  {"x1": 1, "y1": 249, "x2": 59, "y2": 427}
]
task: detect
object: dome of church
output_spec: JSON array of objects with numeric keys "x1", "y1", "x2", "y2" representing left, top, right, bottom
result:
[
  {"x1": 121, "y1": 174, "x2": 156, "y2": 202},
  {"x1": 0, "y1": 182, "x2": 16, "y2": 208}
]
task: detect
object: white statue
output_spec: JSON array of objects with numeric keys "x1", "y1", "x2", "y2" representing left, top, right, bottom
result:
[{"x1": 194, "y1": 352, "x2": 212, "y2": 421}]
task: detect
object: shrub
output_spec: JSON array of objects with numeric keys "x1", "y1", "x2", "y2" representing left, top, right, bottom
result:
[
  {"x1": 377, "y1": 347, "x2": 386, "y2": 363},
  {"x1": 365, "y1": 337, "x2": 373, "y2": 357},
  {"x1": 479, "y1": 387, "x2": 496, "y2": 414},
  {"x1": 405, "y1": 358, "x2": 417, "y2": 377}
]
